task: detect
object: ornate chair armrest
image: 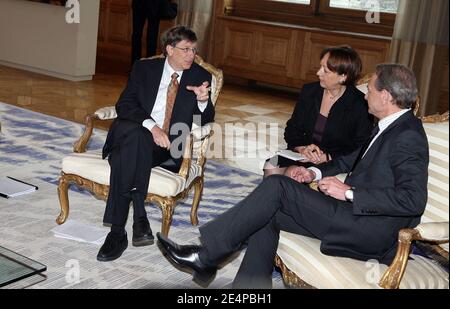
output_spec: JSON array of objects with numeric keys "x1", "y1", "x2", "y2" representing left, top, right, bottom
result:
[
  {"x1": 379, "y1": 223, "x2": 449, "y2": 289},
  {"x1": 73, "y1": 106, "x2": 116, "y2": 153},
  {"x1": 192, "y1": 125, "x2": 214, "y2": 167},
  {"x1": 191, "y1": 124, "x2": 212, "y2": 140},
  {"x1": 73, "y1": 113, "x2": 99, "y2": 153},
  {"x1": 177, "y1": 125, "x2": 214, "y2": 180},
  {"x1": 95, "y1": 106, "x2": 117, "y2": 120},
  {"x1": 178, "y1": 133, "x2": 194, "y2": 181}
]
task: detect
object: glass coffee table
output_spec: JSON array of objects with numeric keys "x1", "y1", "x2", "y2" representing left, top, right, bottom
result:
[{"x1": 0, "y1": 246, "x2": 46, "y2": 288}]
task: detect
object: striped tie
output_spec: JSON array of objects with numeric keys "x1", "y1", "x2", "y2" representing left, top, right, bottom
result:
[{"x1": 162, "y1": 72, "x2": 179, "y2": 134}]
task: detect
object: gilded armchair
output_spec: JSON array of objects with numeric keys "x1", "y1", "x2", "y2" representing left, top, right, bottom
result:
[{"x1": 56, "y1": 55, "x2": 223, "y2": 236}]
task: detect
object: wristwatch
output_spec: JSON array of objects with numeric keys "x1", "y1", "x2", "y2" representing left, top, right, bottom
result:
[{"x1": 345, "y1": 187, "x2": 355, "y2": 202}]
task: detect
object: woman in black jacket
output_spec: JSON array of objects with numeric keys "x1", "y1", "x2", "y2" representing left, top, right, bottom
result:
[{"x1": 264, "y1": 46, "x2": 374, "y2": 177}]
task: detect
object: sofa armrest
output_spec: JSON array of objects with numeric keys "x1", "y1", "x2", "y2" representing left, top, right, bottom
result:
[
  {"x1": 379, "y1": 223, "x2": 449, "y2": 289},
  {"x1": 416, "y1": 222, "x2": 449, "y2": 242}
]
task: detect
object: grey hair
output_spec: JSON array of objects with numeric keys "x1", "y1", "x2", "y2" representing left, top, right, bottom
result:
[{"x1": 375, "y1": 64, "x2": 418, "y2": 109}]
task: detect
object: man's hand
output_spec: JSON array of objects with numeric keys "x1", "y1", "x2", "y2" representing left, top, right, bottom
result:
[
  {"x1": 186, "y1": 81, "x2": 210, "y2": 102},
  {"x1": 284, "y1": 166, "x2": 316, "y2": 184},
  {"x1": 318, "y1": 177, "x2": 351, "y2": 201},
  {"x1": 151, "y1": 126, "x2": 170, "y2": 149}
]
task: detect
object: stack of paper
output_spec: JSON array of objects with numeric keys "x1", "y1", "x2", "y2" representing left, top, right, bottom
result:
[
  {"x1": 51, "y1": 220, "x2": 109, "y2": 245},
  {"x1": 276, "y1": 149, "x2": 307, "y2": 161}
]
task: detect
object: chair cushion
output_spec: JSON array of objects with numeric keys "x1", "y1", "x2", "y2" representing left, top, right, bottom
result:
[
  {"x1": 277, "y1": 231, "x2": 449, "y2": 289},
  {"x1": 416, "y1": 222, "x2": 449, "y2": 241},
  {"x1": 62, "y1": 151, "x2": 202, "y2": 197}
]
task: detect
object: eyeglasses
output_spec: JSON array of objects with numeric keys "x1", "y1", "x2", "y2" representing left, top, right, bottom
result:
[{"x1": 173, "y1": 46, "x2": 198, "y2": 54}]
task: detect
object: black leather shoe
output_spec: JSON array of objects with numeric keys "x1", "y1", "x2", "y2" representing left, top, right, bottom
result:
[
  {"x1": 97, "y1": 231, "x2": 128, "y2": 262},
  {"x1": 156, "y1": 232, "x2": 216, "y2": 287},
  {"x1": 132, "y1": 220, "x2": 154, "y2": 247}
]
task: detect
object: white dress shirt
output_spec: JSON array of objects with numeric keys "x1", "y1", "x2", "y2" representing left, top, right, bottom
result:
[
  {"x1": 142, "y1": 58, "x2": 208, "y2": 131},
  {"x1": 310, "y1": 108, "x2": 411, "y2": 181}
]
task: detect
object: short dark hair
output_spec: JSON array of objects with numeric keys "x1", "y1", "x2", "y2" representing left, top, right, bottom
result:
[
  {"x1": 161, "y1": 26, "x2": 197, "y2": 56},
  {"x1": 375, "y1": 64, "x2": 418, "y2": 109},
  {"x1": 320, "y1": 45, "x2": 362, "y2": 86}
]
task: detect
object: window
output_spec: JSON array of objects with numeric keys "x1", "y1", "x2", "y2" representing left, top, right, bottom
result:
[
  {"x1": 230, "y1": 0, "x2": 398, "y2": 36},
  {"x1": 272, "y1": 0, "x2": 311, "y2": 3},
  {"x1": 329, "y1": 0, "x2": 398, "y2": 14}
]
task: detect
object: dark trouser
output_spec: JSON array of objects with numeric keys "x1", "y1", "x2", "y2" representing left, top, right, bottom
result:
[
  {"x1": 131, "y1": 6, "x2": 160, "y2": 64},
  {"x1": 103, "y1": 125, "x2": 174, "y2": 227},
  {"x1": 199, "y1": 175, "x2": 339, "y2": 288}
]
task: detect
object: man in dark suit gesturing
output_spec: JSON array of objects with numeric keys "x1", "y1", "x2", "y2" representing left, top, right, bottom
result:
[
  {"x1": 157, "y1": 64, "x2": 429, "y2": 288},
  {"x1": 97, "y1": 26, "x2": 214, "y2": 262}
]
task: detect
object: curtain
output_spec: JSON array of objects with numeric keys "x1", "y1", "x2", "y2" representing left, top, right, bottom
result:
[
  {"x1": 389, "y1": 0, "x2": 449, "y2": 116},
  {"x1": 175, "y1": 0, "x2": 214, "y2": 59}
]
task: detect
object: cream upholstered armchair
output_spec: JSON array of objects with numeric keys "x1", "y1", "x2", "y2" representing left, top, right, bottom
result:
[
  {"x1": 275, "y1": 77, "x2": 449, "y2": 289},
  {"x1": 56, "y1": 55, "x2": 223, "y2": 236}
]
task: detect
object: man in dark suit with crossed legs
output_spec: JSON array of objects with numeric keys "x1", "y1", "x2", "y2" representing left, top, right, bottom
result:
[
  {"x1": 157, "y1": 64, "x2": 429, "y2": 288},
  {"x1": 97, "y1": 26, "x2": 214, "y2": 262}
]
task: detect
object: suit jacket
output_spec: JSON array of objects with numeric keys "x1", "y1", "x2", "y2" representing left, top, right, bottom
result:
[
  {"x1": 284, "y1": 82, "x2": 374, "y2": 159},
  {"x1": 318, "y1": 111, "x2": 429, "y2": 263},
  {"x1": 102, "y1": 58, "x2": 215, "y2": 168}
]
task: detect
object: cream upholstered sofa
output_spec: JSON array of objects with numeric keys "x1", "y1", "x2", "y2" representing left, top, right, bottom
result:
[
  {"x1": 57, "y1": 55, "x2": 223, "y2": 236},
  {"x1": 275, "y1": 82, "x2": 449, "y2": 288}
]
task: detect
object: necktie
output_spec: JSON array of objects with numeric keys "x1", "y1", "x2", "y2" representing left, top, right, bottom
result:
[
  {"x1": 162, "y1": 72, "x2": 179, "y2": 133},
  {"x1": 348, "y1": 125, "x2": 380, "y2": 174}
]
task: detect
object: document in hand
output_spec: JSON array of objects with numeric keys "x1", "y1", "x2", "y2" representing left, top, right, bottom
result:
[
  {"x1": 276, "y1": 149, "x2": 307, "y2": 161},
  {"x1": 0, "y1": 176, "x2": 38, "y2": 198}
]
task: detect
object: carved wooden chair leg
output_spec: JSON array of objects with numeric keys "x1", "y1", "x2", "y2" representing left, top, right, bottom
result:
[
  {"x1": 158, "y1": 198, "x2": 175, "y2": 236},
  {"x1": 379, "y1": 228, "x2": 417, "y2": 289},
  {"x1": 190, "y1": 178, "x2": 203, "y2": 226},
  {"x1": 57, "y1": 173, "x2": 70, "y2": 225}
]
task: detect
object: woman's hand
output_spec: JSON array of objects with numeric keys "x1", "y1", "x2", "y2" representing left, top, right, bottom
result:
[{"x1": 295, "y1": 144, "x2": 327, "y2": 164}]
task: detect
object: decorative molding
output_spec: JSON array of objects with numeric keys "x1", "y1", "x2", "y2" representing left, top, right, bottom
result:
[{"x1": 421, "y1": 111, "x2": 449, "y2": 123}]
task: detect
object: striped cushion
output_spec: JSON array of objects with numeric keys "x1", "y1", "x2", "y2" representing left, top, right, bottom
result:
[
  {"x1": 277, "y1": 119, "x2": 449, "y2": 288},
  {"x1": 278, "y1": 231, "x2": 449, "y2": 289},
  {"x1": 422, "y1": 121, "x2": 449, "y2": 223},
  {"x1": 62, "y1": 151, "x2": 202, "y2": 197}
]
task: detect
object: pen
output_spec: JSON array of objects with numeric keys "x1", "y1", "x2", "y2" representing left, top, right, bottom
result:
[{"x1": 6, "y1": 176, "x2": 39, "y2": 190}]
